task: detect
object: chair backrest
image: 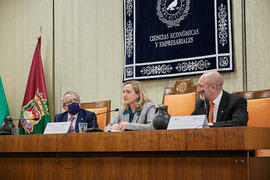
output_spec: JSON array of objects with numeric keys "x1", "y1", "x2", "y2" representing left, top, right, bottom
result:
[
  {"x1": 80, "y1": 100, "x2": 111, "y2": 130},
  {"x1": 163, "y1": 79, "x2": 199, "y2": 116},
  {"x1": 234, "y1": 89, "x2": 270, "y2": 157},
  {"x1": 233, "y1": 89, "x2": 270, "y2": 127}
]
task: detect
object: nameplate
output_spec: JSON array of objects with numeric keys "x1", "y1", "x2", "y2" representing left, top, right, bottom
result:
[
  {"x1": 167, "y1": 115, "x2": 209, "y2": 130},
  {"x1": 43, "y1": 122, "x2": 71, "y2": 134}
]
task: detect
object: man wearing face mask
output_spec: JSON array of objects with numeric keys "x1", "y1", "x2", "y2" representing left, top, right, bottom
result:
[{"x1": 54, "y1": 91, "x2": 98, "y2": 133}]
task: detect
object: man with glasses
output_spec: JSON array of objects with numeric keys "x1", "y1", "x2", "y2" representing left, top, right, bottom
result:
[
  {"x1": 191, "y1": 71, "x2": 248, "y2": 126},
  {"x1": 54, "y1": 91, "x2": 98, "y2": 133}
]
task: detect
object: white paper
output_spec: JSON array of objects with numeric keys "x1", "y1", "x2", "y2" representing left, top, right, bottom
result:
[
  {"x1": 43, "y1": 122, "x2": 71, "y2": 134},
  {"x1": 167, "y1": 115, "x2": 209, "y2": 130}
]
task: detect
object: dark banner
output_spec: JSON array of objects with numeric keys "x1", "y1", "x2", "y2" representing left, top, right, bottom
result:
[{"x1": 124, "y1": 0, "x2": 234, "y2": 81}]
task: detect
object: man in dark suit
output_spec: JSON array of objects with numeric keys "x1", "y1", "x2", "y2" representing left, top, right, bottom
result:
[
  {"x1": 191, "y1": 71, "x2": 248, "y2": 126},
  {"x1": 54, "y1": 91, "x2": 98, "y2": 132}
]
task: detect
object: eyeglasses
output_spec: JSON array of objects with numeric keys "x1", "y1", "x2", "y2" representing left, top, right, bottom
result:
[{"x1": 64, "y1": 98, "x2": 80, "y2": 105}]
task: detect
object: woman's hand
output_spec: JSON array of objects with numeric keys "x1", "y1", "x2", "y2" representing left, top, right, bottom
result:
[
  {"x1": 119, "y1": 122, "x2": 128, "y2": 131},
  {"x1": 111, "y1": 123, "x2": 121, "y2": 130},
  {"x1": 111, "y1": 122, "x2": 128, "y2": 131}
]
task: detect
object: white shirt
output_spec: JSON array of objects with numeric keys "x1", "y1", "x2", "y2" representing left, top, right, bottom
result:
[{"x1": 212, "y1": 90, "x2": 223, "y2": 123}]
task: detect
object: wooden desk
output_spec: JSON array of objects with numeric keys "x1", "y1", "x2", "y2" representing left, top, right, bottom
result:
[{"x1": 0, "y1": 127, "x2": 269, "y2": 179}]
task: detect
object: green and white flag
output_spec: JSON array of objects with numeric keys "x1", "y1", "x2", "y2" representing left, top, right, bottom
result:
[{"x1": 0, "y1": 76, "x2": 10, "y2": 126}]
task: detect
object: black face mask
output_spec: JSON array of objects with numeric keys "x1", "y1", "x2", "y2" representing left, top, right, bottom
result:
[{"x1": 67, "y1": 102, "x2": 80, "y2": 115}]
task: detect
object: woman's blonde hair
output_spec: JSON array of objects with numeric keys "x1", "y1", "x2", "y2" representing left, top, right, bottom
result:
[{"x1": 123, "y1": 81, "x2": 151, "y2": 111}]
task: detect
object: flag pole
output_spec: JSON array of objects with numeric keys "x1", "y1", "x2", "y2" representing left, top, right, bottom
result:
[
  {"x1": 39, "y1": 26, "x2": 42, "y2": 37},
  {"x1": 20, "y1": 29, "x2": 50, "y2": 134}
]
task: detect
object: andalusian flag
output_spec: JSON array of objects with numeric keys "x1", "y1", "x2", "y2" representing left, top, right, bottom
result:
[
  {"x1": 0, "y1": 76, "x2": 10, "y2": 126},
  {"x1": 19, "y1": 37, "x2": 50, "y2": 134}
]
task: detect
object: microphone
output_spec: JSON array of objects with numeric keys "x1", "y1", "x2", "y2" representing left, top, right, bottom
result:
[
  {"x1": 96, "y1": 108, "x2": 119, "y2": 116},
  {"x1": 211, "y1": 122, "x2": 243, "y2": 127},
  {"x1": 12, "y1": 117, "x2": 40, "y2": 121}
]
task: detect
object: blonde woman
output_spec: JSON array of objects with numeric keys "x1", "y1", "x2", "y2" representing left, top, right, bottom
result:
[{"x1": 104, "y1": 81, "x2": 155, "y2": 132}]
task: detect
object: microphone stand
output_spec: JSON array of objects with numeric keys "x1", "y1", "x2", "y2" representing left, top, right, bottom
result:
[
  {"x1": 201, "y1": 91, "x2": 207, "y2": 114},
  {"x1": 85, "y1": 108, "x2": 119, "y2": 132},
  {"x1": 201, "y1": 90, "x2": 210, "y2": 125}
]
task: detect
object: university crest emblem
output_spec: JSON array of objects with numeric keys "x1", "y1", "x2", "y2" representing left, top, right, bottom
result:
[{"x1": 157, "y1": 0, "x2": 190, "y2": 28}]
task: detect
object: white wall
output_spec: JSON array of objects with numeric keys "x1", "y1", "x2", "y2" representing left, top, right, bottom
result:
[{"x1": 0, "y1": 0, "x2": 53, "y2": 125}]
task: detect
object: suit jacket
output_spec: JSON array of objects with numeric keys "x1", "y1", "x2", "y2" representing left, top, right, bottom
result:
[
  {"x1": 54, "y1": 108, "x2": 98, "y2": 132},
  {"x1": 104, "y1": 102, "x2": 155, "y2": 132},
  {"x1": 191, "y1": 91, "x2": 248, "y2": 126}
]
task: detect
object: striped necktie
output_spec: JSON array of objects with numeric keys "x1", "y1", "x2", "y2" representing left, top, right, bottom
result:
[{"x1": 68, "y1": 116, "x2": 76, "y2": 133}]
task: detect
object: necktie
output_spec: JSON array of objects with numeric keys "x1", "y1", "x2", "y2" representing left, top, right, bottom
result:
[
  {"x1": 208, "y1": 101, "x2": 214, "y2": 123},
  {"x1": 68, "y1": 116, "x2": 76, "y2": 133}
]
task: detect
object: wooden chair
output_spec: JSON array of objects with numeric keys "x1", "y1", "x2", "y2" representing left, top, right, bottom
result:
[
  {"x1": 80, "y1": 100, "x2": 111, "y2": 130},
  {"x1": 233, "y1": 89, "x2": 270, "y2": 157},
  {"x1": 163, "y1": 79, "x2": 199, "y2": 116}
]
